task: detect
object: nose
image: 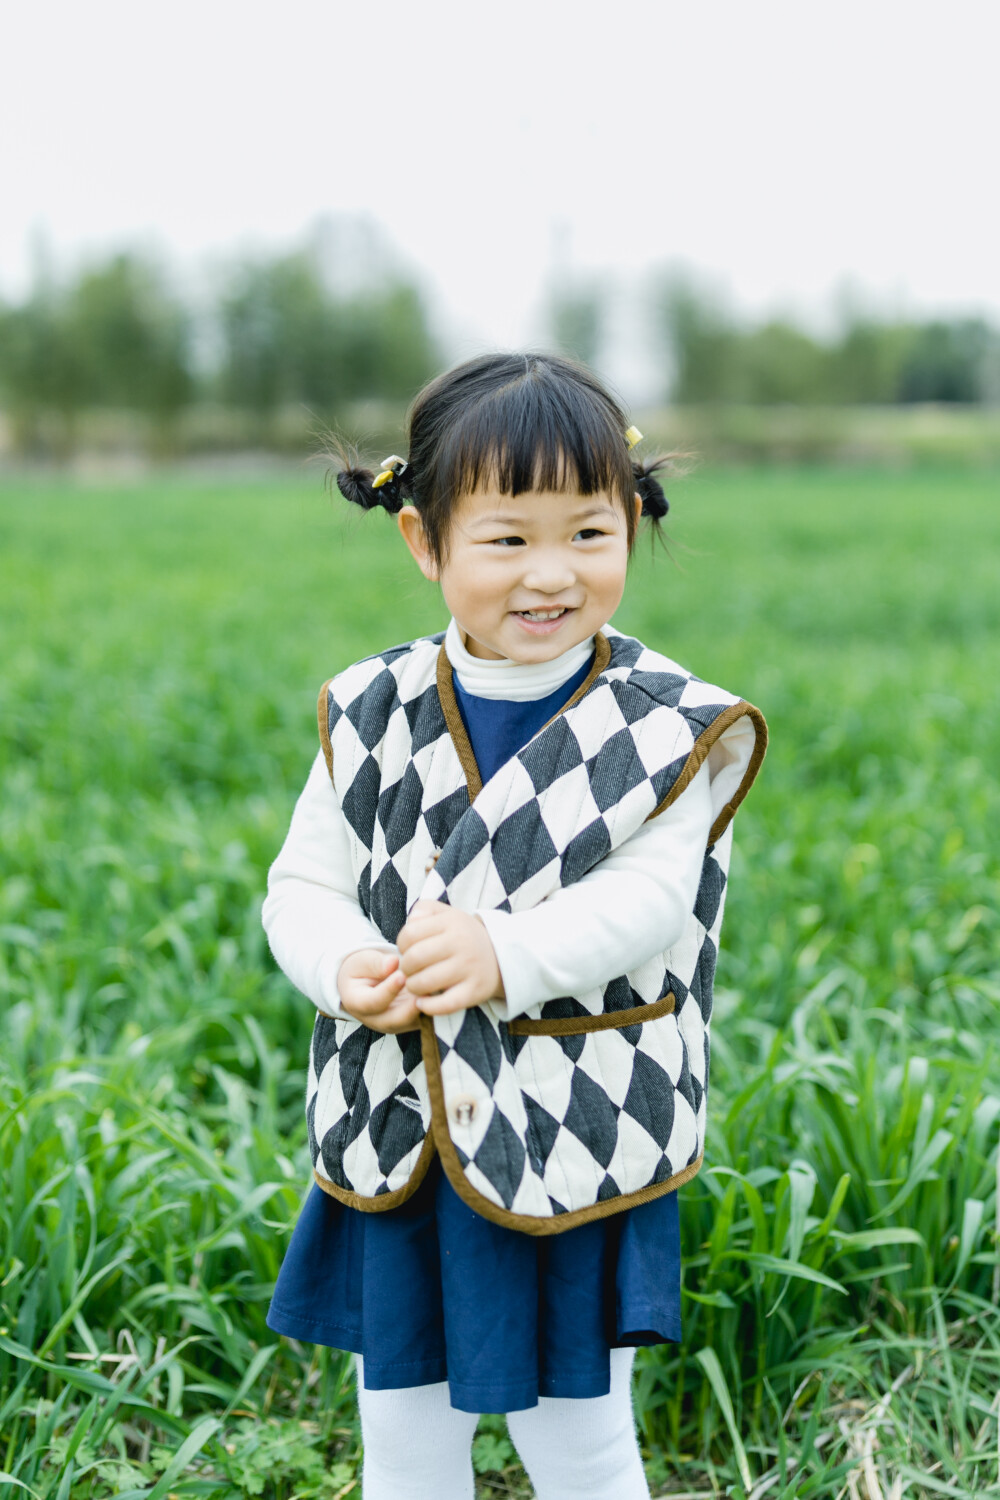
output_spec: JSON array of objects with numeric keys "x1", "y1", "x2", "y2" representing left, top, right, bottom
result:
[{"x1": 520, "y1": 548, "x2": 577, "y2": 594}]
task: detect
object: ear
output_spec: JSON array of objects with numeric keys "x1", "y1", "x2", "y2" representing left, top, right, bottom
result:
[
  {"x1": 397, "y1": 506, "x2": 439, "y2": 581},
  {"x1": 634, "y1": 492, "x2": 643, "y2": 524}
]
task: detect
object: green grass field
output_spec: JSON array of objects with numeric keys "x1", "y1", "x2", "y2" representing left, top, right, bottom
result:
[{"x1": 1, "y1": 467, "x2": 998, "y2": 1498}]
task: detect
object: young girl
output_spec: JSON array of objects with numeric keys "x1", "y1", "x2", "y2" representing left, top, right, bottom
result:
[{"x1": 262, "y1": 352, "x2": 766, "y2": 1500}]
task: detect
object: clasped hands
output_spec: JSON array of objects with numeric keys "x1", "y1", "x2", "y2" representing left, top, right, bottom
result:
[{"x1": 336, "y1": 900, "x2": 505, "y2": 1034}]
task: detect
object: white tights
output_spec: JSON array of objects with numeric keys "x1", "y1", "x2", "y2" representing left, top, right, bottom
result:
[{"x1": 355, "y1": 1348, "x2": 649, "y2": 1500}]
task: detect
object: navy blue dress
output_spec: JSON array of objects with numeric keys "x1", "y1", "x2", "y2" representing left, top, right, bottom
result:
[{"x1": 266, "y1": 655, "x2": 683, "y2": 1412}]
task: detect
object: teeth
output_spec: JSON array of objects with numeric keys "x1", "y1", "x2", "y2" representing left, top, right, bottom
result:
[{"x1": 519, "y1": 608, "x2": 566, "y2": 620}]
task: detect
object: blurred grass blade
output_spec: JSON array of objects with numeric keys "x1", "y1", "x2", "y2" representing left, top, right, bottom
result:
[
  {"x1": 0, "y1": 1335, "x2": 187, "y2": 1433},
  {"x1": 220, "y1": 1341, "x2": 279, "y2": 1419},
  {"x1": 694, "y1": 1347, "x2": 753, "y2": 1490},
  {"x1": 954, "y1": 1198, "x2": 985, "y2": 1281},
  {"x1": 832, "y1": 1228, "x2": 925, "y2": 1251},
  {"x1": 742, "y1": 1253, "x2": 847, "y2": 1294},
  {"x1": 872, "y1": 1129, "x2": 953, "y2": 1219},
  {"x1": 115, "y1": 1417, "x2": 220, "y2": 1500}
]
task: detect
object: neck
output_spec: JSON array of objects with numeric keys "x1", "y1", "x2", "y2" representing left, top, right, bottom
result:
[{"x1": 445, "y1": 618, "x2": 597, "y2": 701}]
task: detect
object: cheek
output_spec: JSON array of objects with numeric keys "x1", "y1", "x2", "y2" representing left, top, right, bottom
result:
[
  {"x1": 591, "y1": 551, "x2": 629, "y2": 594},
  {"x1": 462, "y1": 554, "x2": 516, "y2": 587},
  {"x1": 439, "y1": 553, "x2": 503, "y2": 606}
]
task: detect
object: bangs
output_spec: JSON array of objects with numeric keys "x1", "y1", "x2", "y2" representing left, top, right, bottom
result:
[{"x1": 433, "y1": 368, "x2": 635, "y2": 507}]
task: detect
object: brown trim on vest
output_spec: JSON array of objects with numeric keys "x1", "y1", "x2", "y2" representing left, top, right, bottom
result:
[
  {"x1": 435, "y1": 631, "x2": 612, "y2": 805},
  {"x1": 317, "y1": 678, "x2": 335, "y2": 782},
  {"x1": 538, "y1": 630, "x2": 612, "y2": 731},
  {"x1": 312, "y1": 1129, "x2": 438, "y2": 1211},
  {"x1": 645, "y1": 699, "x2": 768, "y2": 845},
  {"x1": 436, "y1": 647, "x2": 483, "y2": 799},
  {"x1": 508, "y1": 991, "x2": 676, "y2": 1035},
  {"x1": 418, "y1": 1013, "x2": 702, "y2": 1235},
  {"x1": 706, "y1": 701, "x2": 768, "y2": 845}
]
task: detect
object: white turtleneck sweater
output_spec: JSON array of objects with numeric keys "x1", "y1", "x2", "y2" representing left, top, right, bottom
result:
[
  {"x1": 441, "y1": 616, "x2": 597, "y2": 700},
  {"x1": 262, "y1": 623, "x2": 729, "y2": 1024}
]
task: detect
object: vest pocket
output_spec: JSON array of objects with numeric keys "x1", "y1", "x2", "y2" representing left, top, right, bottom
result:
[{"x1": 507, "y1": 991, "x2": 676, "y2": 1036}]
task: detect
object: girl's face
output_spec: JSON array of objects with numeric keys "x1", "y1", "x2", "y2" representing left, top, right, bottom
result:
[{"x1": 399, "y1": 486, "x2": 642, "y2": 662}]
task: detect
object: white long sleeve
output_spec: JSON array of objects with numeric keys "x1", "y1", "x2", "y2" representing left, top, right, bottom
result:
[
  {"x1": 262, "y1": 748, "x2": 716, "y2": 1022},
  {"x1": 261, "y1": 751, "x2": 396, "y2": 1019},
  {"x1": 481, "y1": 759, "x2": 714, "y2": 1020}
]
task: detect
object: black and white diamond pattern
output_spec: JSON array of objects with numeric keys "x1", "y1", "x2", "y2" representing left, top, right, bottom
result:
[
  {"x1": 308, "y1": 628, "x2": 754, "y2": 1221},
  {"x1": 308, "y1": 1014, "x2": 430, "y2": 1195}
]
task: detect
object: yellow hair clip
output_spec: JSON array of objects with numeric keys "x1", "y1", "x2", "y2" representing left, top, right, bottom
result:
[
  {"x1": 625, "y1": 426, "x2": 643, "y2": 450},
  {"x1": 372, "y1": 454, "x2": 407, "y2": 488}
]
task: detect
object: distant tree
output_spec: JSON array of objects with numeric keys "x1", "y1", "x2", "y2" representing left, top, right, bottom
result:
[
  {"x1": 378, "y1": 281, "x2": 441, "y2": 397},
  {"x1": 69, "y1": 254, "x2": 193, "y2": 433},
  {"x1": 657, "y1": 277, "x2": 740, "y2": 403},
  {"x1": 218, "y1": 252, "x2": 438, "y2": 420},
  {"x1": 0, "y1": 253, "x2": 192, "y2": 455},
  {"x1": 219, "y1": 253, "x2": 341, "y2": 417},
  {"x1": 897, "y1": 319, "x2": 993, "y2": 403},
  {"x1": 0, "y1": 289, "x2": 87, "y2": 454},
  {"x1": 340, "y1": 282, "x2": 440, "y2": 401},
  {"x1": 828, "y1": 318, "x2": 911, "y2": 404},
  {"x1": 548, "y1": 284, "x2": 605, "y2": 369},
  {"x1": 732, "y1": 321, "x2": 827, "y2": 404}
]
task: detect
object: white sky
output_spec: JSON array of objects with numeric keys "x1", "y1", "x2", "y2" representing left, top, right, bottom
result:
[{"x1": 3, "y1": 0, "x2": 998, "y2": 397}]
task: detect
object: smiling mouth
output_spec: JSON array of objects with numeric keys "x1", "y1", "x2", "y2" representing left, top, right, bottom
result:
[{"x1": 513, "y1": 607, "x2": 573, "y2": 621}]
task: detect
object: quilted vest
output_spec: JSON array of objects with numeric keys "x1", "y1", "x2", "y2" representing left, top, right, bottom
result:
[{"x1": 307, "y1": 626, "x2": 766, "y2": 1235}]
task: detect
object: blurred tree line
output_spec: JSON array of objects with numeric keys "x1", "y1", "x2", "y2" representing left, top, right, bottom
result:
[
  {"x1": 2, "y1": 248, "x2": 998, "y2": 460},
  {"x1": 0, "y1": 242, "x2": 439, "y2": 457},
  {"x1": 0, "y1": 256, "x2": 193, "y2": 456},
  {"x1": 547, "y1": 276, "x2": 1000, "y2": 408},
  {"x1": 656, "y1": 278, "x2": 1000, "y2": 407}
]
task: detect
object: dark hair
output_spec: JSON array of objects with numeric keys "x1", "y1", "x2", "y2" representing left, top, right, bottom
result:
[{"x1": 331, "y1": 352, "x2": 672, "y2": 565}]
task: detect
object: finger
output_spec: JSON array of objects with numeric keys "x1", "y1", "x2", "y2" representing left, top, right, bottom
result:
[
  {"x1": 398, "y1": 899, "x2": 449, "y2": 933},
  {"x1": 414, "y1": 983, "x2": 477, "y2": 1016},
  {"x1": 363, "y1": 1005, "x2": 420, "y2": 1035},
  {"x1": 397, "y1": 913, "x2": 447, "y2": 953},
  {"x1": 344, "y1": 969, "x2": 407, "y2": 1014},
  {"x1": 348, "y1": 949, "x2": 400, "y2": 980},
  {"x1": 409, "y1": 899, "x2": 443, "y2": 919},
  {"x1": 398, "y1": 935, "x2": 453, "y2": 977},
  {"x1": 403, "y1": 958, "x2": 463, "y2": 998},
  {"x1": 393, "y1": 978, "x2": 425, "y2": 1004},
  {"x1": 379, "y1": 995, "x2": 422, "y2": 1032}
]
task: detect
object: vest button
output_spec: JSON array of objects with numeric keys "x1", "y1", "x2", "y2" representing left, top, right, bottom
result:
[
  {"x1": 448, "y1": 1093, "x2": 478, "y2": 1127},
  {"x1": 424, "y1": 847, "x2": 442, "y2": 874}
]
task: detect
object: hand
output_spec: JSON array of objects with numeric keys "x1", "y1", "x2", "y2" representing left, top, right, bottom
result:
[
  {"x1": 336, "y1": 949, "x2": 420, "y2": 1034},
  {"x1": 396, "y1": 900, "x2": 505, "y2": 1017}
]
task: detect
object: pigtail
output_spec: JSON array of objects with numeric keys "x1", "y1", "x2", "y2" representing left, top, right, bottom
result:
[
  {"x1": 336, "y1": 461, "x2": 385, "y2": 511},
  {"x1": 627, "y1": 434, "x2": 695, "y2": 555},
  {"x1": 631, "y1": 456, "x2": 671, "y2": 520},
  {"x1": 624, "y1": 425, "x2": 680, "y2": 532},
  {"x1": 323, "y1": 438, "x2": 414, "y2": 516}
]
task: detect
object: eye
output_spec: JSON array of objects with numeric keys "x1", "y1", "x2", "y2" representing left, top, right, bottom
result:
[
  {"x1": 490, "y1": 535, "x2": 526, "y2": 547},
  {"x1": 574, "y1": 528, "x2": 607, "y2": 540}
]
